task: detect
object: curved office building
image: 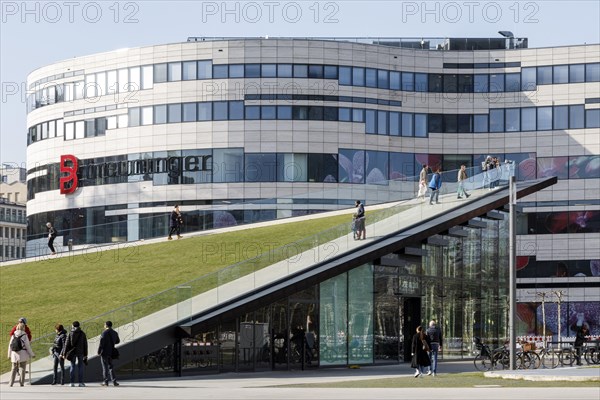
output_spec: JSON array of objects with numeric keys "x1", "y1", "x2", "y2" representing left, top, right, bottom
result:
[{"x1": 26, "y1": 38, "x2": 600, "y2": 349}]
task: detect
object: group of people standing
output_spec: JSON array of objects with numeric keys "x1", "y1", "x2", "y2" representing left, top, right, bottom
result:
[
  {"x1": 418, "y1": 164, "x2": 470, "y2": 205},
  {"x1": 7, "y1": 317, "x2": 120, "y2": 388},
  {"x1": 411, "y1": 320, "x2": 443, "y2": 377}
]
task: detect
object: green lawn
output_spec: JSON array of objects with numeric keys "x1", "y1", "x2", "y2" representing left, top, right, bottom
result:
[
  {"x1": 0, "y1": 212, "x2": 354, "y2": 373},
  {"x1": 278, "y1": 371, "x2": 599, "y2": 388}
]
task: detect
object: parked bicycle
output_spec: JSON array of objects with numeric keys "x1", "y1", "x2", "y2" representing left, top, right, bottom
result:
[{"x1": 473, "y1": 337, "x2": 508, "y2": 371}]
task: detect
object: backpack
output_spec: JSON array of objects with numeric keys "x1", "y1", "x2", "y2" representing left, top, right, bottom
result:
[{"x1": 10, "y1": 334, "x2": 25, "y2": 352}]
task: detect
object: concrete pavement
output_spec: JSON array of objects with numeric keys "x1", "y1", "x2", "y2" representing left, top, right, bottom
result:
[{"x1": 1, "y1": 361, "x2": 598, "y2": 400}]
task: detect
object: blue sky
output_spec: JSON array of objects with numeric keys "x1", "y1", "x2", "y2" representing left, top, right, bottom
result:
[{"x1": 1, "y1": 0, "x2": 599, "y2": 167}]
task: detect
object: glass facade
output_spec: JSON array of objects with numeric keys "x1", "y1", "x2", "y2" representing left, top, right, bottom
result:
[{"x1": 114, "y1": 214, "x2": 508, "y2": 377}]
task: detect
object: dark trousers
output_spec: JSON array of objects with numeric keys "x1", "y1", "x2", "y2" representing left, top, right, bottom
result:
[
  {"x1": 48, "y1": 237, "x2": 56, "y2": 253},
  {"x1": 100, "y1": 355, "x2": 116, "y2": 383},
  {"x1": 69, "y1": 354, "x2": 85, "y2": 384},
  {"x1": 169, "y1": 225, "x2": 180, "y2": 237},
  {"x1": 53, "y1": 354, "x2": 65, "y2": 383}
]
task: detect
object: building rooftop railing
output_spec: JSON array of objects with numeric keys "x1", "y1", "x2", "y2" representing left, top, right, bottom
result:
[{"x1": 186, "y1": 36, "x2": 529, "y2": 51}]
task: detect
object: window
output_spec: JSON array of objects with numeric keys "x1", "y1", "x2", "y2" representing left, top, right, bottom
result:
[
  {"x1": 293, "y1": 106, "x2": 308, "y2": 120},
  {"x1": 458, "y1": 74, "x2": 473, "y2": 93},
  {"x1": 245, "y1": 105, "x2": 260, "y2": 120},
  {"x1": 442, "y1": 114, "x2": 457, "y2": 133},
  {"x1": 365, "y1": 110, "x2": 376, "y2": 134},
  {"x1": 414, "y1": 114, "x2": 427, "y2": 137},
  {"x1": 84, "y1": 119, "x2": 95, "y2": 137},
  {"x1": 365, "y1": 150, "x2": 388, "y2": 184},
  {"x1": 339, "y1": 66, "x2": 352, "y2": 85},
  {"x1": 401, "y1": 113, "x2": 414, "y2": 136},
  {"x1": 415, "y1": 73, "x2": 427, "y2": 92},
  {"x1": 586, "y1": 63, "x2": 600, "y2": 82},
  {"x1": 474, "y1": 115, "x2": 488, "y2": 133},
  {"x1": 377, "y1": 111, "x2": 388, "y2": 135},
  {"x1": 197, "y1": 60, "x2": 212, "y2": 79},
  {"x1": 141, "y1": 106, "x2": 153, "y2": 125},
  {"x1": 278, "y1": 64, "x2": 293, "y2": 78},
  {"x1": 390, "y1": 71, "x2": 401, "y2": 90},
  {"x1": 553, "y1": 106, "x2": 568, "y2": 129},
  {"x1": 229, "y1": 64, "x2": 244, "y2": 78},
  {"x1": 293, "y1": 64, "x2": 308, "y2": 78},
  {"x1": 213, "y1": 101, "x2": 228, "y2": 120},
  {"x1": 129, "y1": 67, "x2": 141, "y2": 91},
  {"x1": 245, "y1": 64, "x2": 261, "y2": 78},
  {"x1": 338, "y1": 149, "x2": 364, "y2": 183},
  {"x1": 277, "y1": 106, "x2": 292, "y2": 119},
  {"x1": 213, "y1": 148, "x2": 243, "y2": 183},
  {"x1": 553, "y1": 65, "x2": 568, "y2": 84},
  {"x1": 389, "y1": 112, "x2": 400, "y2": 136},
  {"x1": 261, "y1": 105, "x2": 276, "y2": 120},
  {"x1": 213, "y1": 65, "x2": 228, "y2": 79},
  {"x1": 183, "y1": 103, "x2": 197, "y2": 122},
  {"x1": 167, "y1": 62, "x2": 182, "y2": 81},
  {"x1": 324, "y1": 65, "x2": 338, "y2": 79},
  {"x1": 521, "y1": 67, "x2": 536, "y2": 91},
  {"x1": 154, "y1": 105, "x2": 167, "y2": 124},
  {"x1": 141, "y1": 65, "x2": 153, "y2": 89},
  {"x1": 586, "y1": 109, "x2": 600, "y2": 128},
  {"x1": 569, "y1": 64, "x2": 585, "y2": 83},
  {"x1": 182, "y1": 61, "x2": 197, "y2": 80},
  {"x1": 352, "y1": 67, "x2": 365, "y2": 86},
  {"x1": 365, "y1": 68, "x2": 377, "y2": 88},
  {"x1": 198, "y1": 103, "x2": 212, "y2": 121},
  {"x1": 443, "y1": 74, "x2": 457, "y2": 93},
  {"x1": 229, "y1": 101, "x2": 244, "y2": 120},
  {"x1": 521, "y1": 108, "x2": 536, "y2": 131},
  {"x1": 428, "y1": 74, "x2": 442, "y2": 92},
  {"x1": 377, "y1": 69, "x2": 389, "y2": 89},
  {"x1": 339, "y1": 108, "x2": 351, "y2": 122},
  {"x1": 168, "y1": 104, "x2": 181, "y2": 123},
  {"x1": 402, "y1": 72, "x2": 415, "y2": 92},
  {"x1": 474, "y1": 74, "x2": 488, "y2": 92},
  {"x1": 128, "y1": 107, "x2": 140, "y2": 127},
  {"x1": 75, "y1": 121, "x2": 84, "y2": 139},
  {"x1": 65, "y1": 122, "x2": 74, "y2": 140},
  {"x1": 537, "y1": 66, "x2": 552, "y2": 84},
  {"x1": 489, "y1": 74, "x2": 505, "y2": 92},
  {"x1": 489, "y1": 109, "x2": 504, "y2": 132},
  {"x1": 458, "y1": 114, "x2": 472, "y2": 133},
  {"x1": 85, "y1": 73, "x2": 96, "y2": 98},
  {"x1": 261, "y1": 64, "x2": 277, "y2": 78},
  {"x1": 309, "y1": 65, "x2": 324, "y2": 79},
  {"x1": 56, "y1": 119, "x2": 64, "y2": 136},
  {"x1": 245, "y1": 153, "x2": 277, "y2": 182},
  {"x1": 505, "y1": 73, "x2": 520, "y2": 92},
  {"x1": 106, "y1": 70, "x2": 118, "y2": 94},
  {"x1": 505, "y1": 108, "x2": 520, "y2": 132},
  {"x1": 352, "y1": 109, "x2": 364, "y2": 122},
  {"x1": 537, "y1": 106, "x2": 553, "y2": 130},
  {"x1": 117, "y1": 114, "x2": 128, "y2": 128},
  {"x1": 308, "y1": 106, "x2": 324, "y2": 120},
  {"x1": 277, "y1": 153, "x2": 307, "y2": 182},
  {"x1": 569, "y1": 105, "x2": 584, "y2": 129},
  {"x1": 308, "y1": 153, "x2": 338, "y2": 182},
  {"x1": 428, "y1": 114, "x2": 442, "y2": 133},
  {"x1": 96, "y1": 72, "x2": 106, "y2": 95}
]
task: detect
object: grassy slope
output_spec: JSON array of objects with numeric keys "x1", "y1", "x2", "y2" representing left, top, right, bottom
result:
[{"x1": 0, "y1": 213, "x2": 351, "y2": 373}]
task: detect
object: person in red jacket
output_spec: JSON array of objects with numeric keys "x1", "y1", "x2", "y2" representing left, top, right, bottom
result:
[{"x1": 9, "y1": 317, "x2": 32, "y2": 342}]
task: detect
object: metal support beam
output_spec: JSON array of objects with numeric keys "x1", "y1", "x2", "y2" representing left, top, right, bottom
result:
[{"x1": 509, "y1": 175, "x2": 517, "y2": 370}]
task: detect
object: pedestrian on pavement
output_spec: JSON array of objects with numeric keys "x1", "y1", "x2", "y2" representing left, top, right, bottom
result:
[
  {"x1": 418, "y1": 164, "x2": 429, "y2": 200},
  {"x1": 411, "y1": 325, "x2": 431, "y2": 377},
  {"x1": 168, "y1": 205, "x2": 183, "y2": 240},
  {"x1": 8, "y1": 321, "x2": 35, "y2": 387},
  {"x1": 428, "y1": 168, "x2": 442, "y2": 205},
  {"x1": 51, "y1": 324, "x2": 67, "y2": 385},
  {"x1": 46, "y1": 222, "x2": 58, "y2": 255},
  {"x1": 98, "y1": 321, "x2": 121, "y2": 387},
  {"x1": 573, "y1": 325, "x2": 589, "y2": 366},
  {"x1": 457, "y1": 165, "x2": 471, "y2": 199},
  {"x1": 61, "y1": 321, "x2": 88, "y2": 387},
  {"x1": 426, "y1": 320, "x2": 443, "y2": 376}
]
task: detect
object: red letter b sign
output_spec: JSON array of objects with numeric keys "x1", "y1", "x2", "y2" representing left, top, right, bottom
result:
[{"x1": 60, "y1": 154, "x2": 78, "y2": 194}]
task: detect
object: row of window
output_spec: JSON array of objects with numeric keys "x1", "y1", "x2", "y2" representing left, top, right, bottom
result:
[
  {"x1": 27, "y1": 60, "x2": 600, "y2": 113},
  {"x1": 516, "y1": 258, "x2": 599, "y2": 278},
  {"x1": 29, "y1": 150, "x2": 600, "y2": 201},
  {"x1": 28, "y1": 102, "x2": 600, "y2": 145},
  {"x1": 0, "y1": 226, "x2": 26, "y2": 240},
  {"x1": 524, "y1": 211, "x2": 600, "y2": 235},
  {"x1": 0, "y1": 207, "x2": 26, "y2": 224}
]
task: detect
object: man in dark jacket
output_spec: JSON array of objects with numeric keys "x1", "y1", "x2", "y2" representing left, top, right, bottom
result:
[
  {"x1": 573, "y1": 325, "x2": 589, "y2": 366},
  {"x1": 168, "y1": 205, "x2": 183, "y2": 240},
  {"x1": 426, "y1": 320, "x2": 443, "y2": 376},
  {"x1": 51, "y1": 324, "x2": 67, "y2": 385},
  {"x1": 98, "y1": 321, "x2": 121, "y2": 386},
  {"x1": 61, "y1": 321, "x2": 88, "y2": 387}
]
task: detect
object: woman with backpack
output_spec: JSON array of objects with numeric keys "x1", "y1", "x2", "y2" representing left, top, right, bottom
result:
[{"x1": 7, "y1": 321, "x2": 35, "y2": 387}]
